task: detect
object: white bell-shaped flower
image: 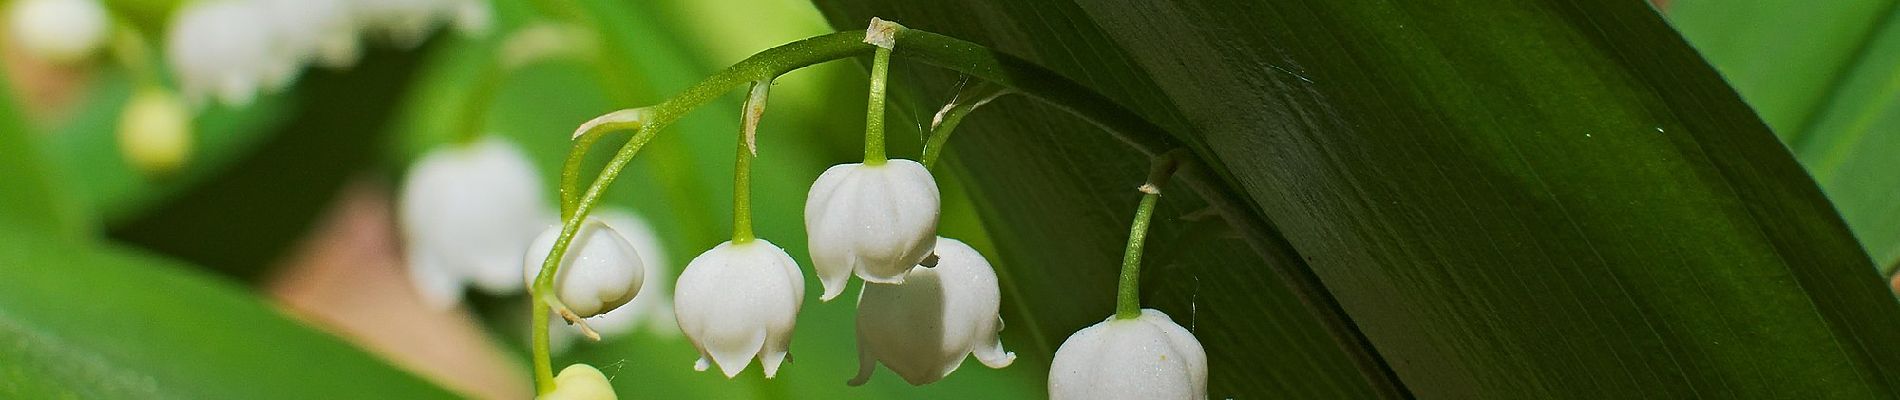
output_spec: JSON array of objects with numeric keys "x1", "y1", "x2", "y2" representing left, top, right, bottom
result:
[
  {"x1": 6, "y1": 0, "x2": 108, "y2": 63},
  {"x1": 523, "y1": 216, "x2": 644, "y2": 318},
  {"x1": 539, "y1": 363, "x2": 617, "y2": 400},
  {"x1": 167, "y1": 0, "x2": 279, "y2": 106},
  {"x1": 850, "y1": 237, "x2": 1014, "y2": 386},
  {"x1": 674, "y1": 239, "x2": 804, "y2": 378},
  {"x1": 804, "y1": 159, "x2": 939, "y2": 300},
  {"x1": 1049, "y1": 309, "x2": 1208, "y2": 400},
  {"x1": 399, "y1": 136, "x2": 553, "y2": 308}
]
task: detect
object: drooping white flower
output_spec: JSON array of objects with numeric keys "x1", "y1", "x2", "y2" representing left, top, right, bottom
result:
[
  {"x1": 166, "y1": 0, "x2": 279, "y2": 106},
  {"x1": 674, "y1": 239, "x2": 804, "y2": 378},
  {"x1": 546, "y1": 208, "x2": 678, "y2": 352},
  {"x1": 523, "y1": 216, "x2": 644, "y2": 319},
  {"x1": 850, "y1": 237, "x2": 1014, "y2": 386},
  {"x1": 399, "y1": 136, "x2": 553, "y2": 308},
  {"x1": 116, "y1": 88, "x2": 193, "y2": 176},
  {"x1": 6, "y1": 0, "x2": 109, "y2": 63},
  {"x1": 1049, "y1": 309, "x2": 1208, "y2": 400},
  {"x1": 260, "y1": 0, "x2": 360, "y2": 70},
  {"x1": 540, "y1": 363, "x2": 617, "y2": 400},
  {"x1": 804, "y1": 159, "x2": 939, "y2": 300}
]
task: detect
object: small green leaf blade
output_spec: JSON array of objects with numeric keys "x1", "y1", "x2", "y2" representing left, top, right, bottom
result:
[{"x1": 0, "y1": 229, "x2": 458, "y2": 399}]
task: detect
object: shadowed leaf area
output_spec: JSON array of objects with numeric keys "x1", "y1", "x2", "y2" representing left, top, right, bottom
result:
[{"x1": 815, "y1": 0, "x2": 1900, "y2": 397}]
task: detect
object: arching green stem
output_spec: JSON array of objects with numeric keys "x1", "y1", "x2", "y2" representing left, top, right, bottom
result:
[
  {"x1": 921, "y1": 82, "x2": 1012, "y2": 170},
  {"x1": 531, "y1": 24, "x2": 1364, "y2": 394}
]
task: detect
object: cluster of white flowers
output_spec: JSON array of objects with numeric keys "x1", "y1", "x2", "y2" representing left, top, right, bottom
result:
[
  {"x1": 401, "y1": 135, "x2": 674, "y2": 350},
  {"x1": 165, "y1": 0, "x2": 492, "y2": 107},
  {"x1": 390, "y1": 18, "x2": 1209, "y2": 395}
]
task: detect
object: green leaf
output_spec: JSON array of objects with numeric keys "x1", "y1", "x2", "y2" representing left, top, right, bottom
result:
[
  {"x1": 0, "y1": 229, "x2": 457, "y2": 399},
  {"x1": 816, "y1": 0, "x2": 1900, "y2": 397},
  {"x1": 1668, "y1": 2, "x2": 1900, "y2": 271},
  {"x1": 0, "y1": 61, "x2": 86, "y2": 241}
]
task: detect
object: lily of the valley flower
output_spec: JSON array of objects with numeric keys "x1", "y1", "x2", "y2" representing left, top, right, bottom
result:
[
  {"x1": 167, "y1": 0, "x2": 279, "y2": 106},
  {"x1": 351, "y1": 0, "x2": 488, "y2": 48},
  {"x1": 850, "y1": 237, "x2": 1014, "y2": 386},
  {"x1": 399, "y1": 136, "x2": 553, "y2": 308},
  {"x1": 540, "y1": 363, "x2": 617, "y2": 400},
  {"x1": 804, "y1": 159, "x2": 939, "y2": 300},
  {"x1": 261, "y1": 0, "x2": 360, "y2": 70},
  {"x1": 674, "y1": 239, "x2": 804, "y2": 378},
  {"x1": 523, "y1": 216, "x2": 644, "y2": 319},
  {"x1": 6, "y1": 0, "x2": 108, "y2": 63},
  {"x1": 1048, "y1": 309, "x2": 1207, "y2": 400}
]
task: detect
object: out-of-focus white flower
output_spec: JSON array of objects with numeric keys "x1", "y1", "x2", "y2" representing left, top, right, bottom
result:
[
  {"x1": 850, "y1": 237, "x2": 1014, "y2": 386},
  {"x1": 261, "y1": 0, "x2": 360, "y2": 70},
  {"x1": 116, "y1": 88, "x2": 193, "y2": 176},
  {"x1": 1049, "y1": 309, "x2": 1207, "y2": 400},
  {"x1": 804, "y1": 159, "x2": 939, "y2": 300},
  {"x1": 400, "y1": 136, "x2": 553, "y2": 308},
  {"x1": 6, "y1": 0, "x2": 109, "y2": 63},
  {"x1": 540, "y1": 363, "x2": 617, "y2": 400},
  {"x1": 674, "y1": 239, "x2": 803, "y2": 378},
  {"x1": 351, "y1": 0, "x2": 487, "y2": 47},
  {"x1": 166, "y1": 0, "x2": 278, "y2": 106},
  {"x1": 448, "y1": 0, "x2": 492, "y2": 37},
  {"x1": 523, "y1": 216, "x2": 643, "y2": 319}
]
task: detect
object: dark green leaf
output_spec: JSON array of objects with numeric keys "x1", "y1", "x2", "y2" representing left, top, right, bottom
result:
[
  {"x1": 1669, "y1": 2, "x2": 1900, "y2": 271},
  {"x1": 0, "y1": 229, "x2": 457, "y2": 399},
  {"x1": 816, "y1": 0, "x2": 1900, "y2": 397}
]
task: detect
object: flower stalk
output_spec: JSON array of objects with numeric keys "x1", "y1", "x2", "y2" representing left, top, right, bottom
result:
[{"x1": 529, "y1": 18, "x2": 1310, "y2": 394}]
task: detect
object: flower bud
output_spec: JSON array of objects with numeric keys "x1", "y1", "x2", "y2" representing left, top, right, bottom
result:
[
  {"x1": 674, "y1": 239, "x2": 803, "y2": 378},
  {"x1": 547, "y1": 209, "x2": 676, "y2": 352},
  {"x1": 1049, "y1": 309, "x2": 1207, "y2": 400},
  {"x1": 6, "y1": 0, "x2": 108, "y2": 63},
  {"x1": 117, "y1": 88, "x2": 193, "y2": 176},
  {"x1": 399, "y1": 136, "x2": 553, "y2": 308},
  {"x1": 524, "y1": 216, "x2": 644, "y2": 318},
  {"x1": 804, "y1": 159, "x2": 939, "y2": 300},
  {"x1": 850, "y1": 237, "x2": 1014, "y2": 386},
  {"x1": 540, "y1": 363, "x2": 617, "y2": 400}
]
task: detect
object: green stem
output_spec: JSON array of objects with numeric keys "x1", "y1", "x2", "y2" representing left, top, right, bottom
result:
[
  {"x1": 1116, "y1": 192, "x2": 1160, "y2": 319},
  {"x1": 734, "y1": 81, "x2": 769, "y2": 243},
  {"x1": 530, "y1": 295, "x2": 553, "y2": 393},
  {"x1": 921, "y1": 83, "x2": 1011, "y2": 169},
  {"x1": 1116, "y1": 153, "x2": 1182, "y2": 319},
  {"x1": 864, "y1": 47, "x2": 893, "y2": 165}
]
